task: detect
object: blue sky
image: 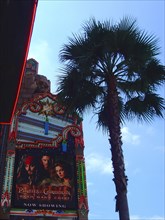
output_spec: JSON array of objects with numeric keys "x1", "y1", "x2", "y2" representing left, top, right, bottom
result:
[{"x1": 28, "y1": 1, "x2": 165, "y2": 219}]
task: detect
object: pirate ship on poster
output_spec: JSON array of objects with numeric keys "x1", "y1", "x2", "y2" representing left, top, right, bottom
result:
[{"x1": 11, "y1": 93, "x2": 84, "y2": 211}]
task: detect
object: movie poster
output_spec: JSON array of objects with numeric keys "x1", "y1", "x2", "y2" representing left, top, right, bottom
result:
[{"x1": 11, "y1": 148, "x2": 78, "y2": 210}]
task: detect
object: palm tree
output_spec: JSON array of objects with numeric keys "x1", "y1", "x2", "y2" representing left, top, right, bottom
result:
[{"x1": 56, "y1": 17, "x2": 165, "y2": 220}]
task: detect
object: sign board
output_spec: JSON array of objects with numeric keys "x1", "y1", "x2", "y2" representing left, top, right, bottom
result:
[{"x1": 12, "y1": 147, "x2": 78, "y2": 210}]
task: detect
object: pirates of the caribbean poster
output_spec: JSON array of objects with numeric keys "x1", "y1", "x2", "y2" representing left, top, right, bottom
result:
[{"x1": 11, "y1": 147, "x2": 78, "y2": 210}]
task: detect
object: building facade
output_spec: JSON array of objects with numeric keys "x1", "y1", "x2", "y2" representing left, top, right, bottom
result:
[{"x1": 0, "y1": 59, "x2": 88, "y2": 220}]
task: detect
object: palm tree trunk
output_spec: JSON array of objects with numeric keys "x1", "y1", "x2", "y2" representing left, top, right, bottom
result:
[
  {"x1": 109, "y1": 136, "x2": 130, "y2": 220},
  {"x1": 108, "y1": 76, "x2": 130, "y2": 220}
]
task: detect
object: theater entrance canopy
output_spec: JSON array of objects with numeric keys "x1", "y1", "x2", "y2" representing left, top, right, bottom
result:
[{"x1": 0, "y1": 0, "x2": 38, "y2": 124}]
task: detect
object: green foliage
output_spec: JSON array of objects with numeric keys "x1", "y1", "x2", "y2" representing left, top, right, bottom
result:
[{"x1": 57, "y1": 16, "x2": 165, "y2": 129}]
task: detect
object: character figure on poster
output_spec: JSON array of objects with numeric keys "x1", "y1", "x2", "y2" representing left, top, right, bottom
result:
[
  {"x1": 17, "y1": 155, "x2": 39, "y2": 186},
  {"x1": 51, "y1": 162, "x2": 74, "y2": 201},
  {"x1": 53, "y1": 162, "x2": 72, "y2": 187},
  {"x1": 38, "y1": 153, "x2": 53, "y2": 183},
  {"x1": 40, "y1": 161, "x2": 72, "y2": 187}
]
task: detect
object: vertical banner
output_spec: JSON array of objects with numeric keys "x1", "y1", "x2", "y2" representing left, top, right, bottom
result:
[{"x1": 1, "y1": 150, "x2": 15, "y2": 209}]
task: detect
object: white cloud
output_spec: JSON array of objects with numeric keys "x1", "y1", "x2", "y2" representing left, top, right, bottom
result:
[
  {"x1": 130, "y1": 215, "x2": 141, "y2": 220},
  {"x1": 86, "y1": 153, "x2": 113, "y2": 175},
  {"x1": 88, "y1": 212, "x2": 102, "y2": 219},
  {"x1": 150, "y1": 216, "x2": 165, "y2": 220},
  {"x1": 130, "y1": 215, "x2": 165, "y2": 220},
  {"x1": 87, "y1": 181, "x2": 94, "y2": 187},
  {"x1": 145, "y1": 126, "x2": 155, "y2": 135},
  {"x1": 132, "y1": 168, "x2": 141, "y2": 176},
  {"x1": 154, "y1": 145, "x2": 165, "y2": 153},
  {"x1": 121, "y1": 127, "x2": 140, "y2": 145}
]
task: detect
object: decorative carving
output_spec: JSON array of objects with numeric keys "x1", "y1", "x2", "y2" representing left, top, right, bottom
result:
[
  {"x1": 16, "y1": 125, "x2": 82, "y2": 149},
  {"x1": 10, "y1": 209, "x2": 77, "y2": 217},
  {"x1": 53, "y1": 102, "x2": 65, "y2": 115},
  {"x1": 63, "y1": 125, "x2": 82, "y2": 140},
  {"x1": 38, "y1": 99, "x2": 54, "y2": 116},
  {"x1": 29, "y1": 101, "x2": 42, "y2": 113}
]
